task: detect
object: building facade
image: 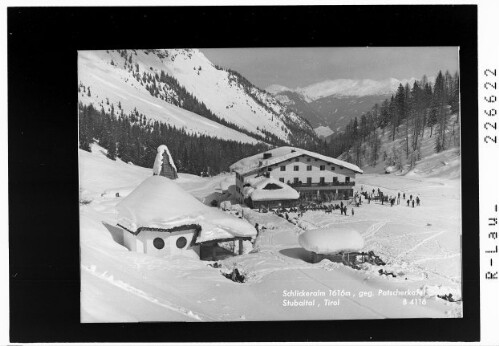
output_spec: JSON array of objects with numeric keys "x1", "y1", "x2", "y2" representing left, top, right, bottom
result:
[
  {"x1": 121, "y1": 224, "x2": 201, "y2": 258},
  {"x1": 233, "y1": 147, "x2": 362, "y2": 205}
]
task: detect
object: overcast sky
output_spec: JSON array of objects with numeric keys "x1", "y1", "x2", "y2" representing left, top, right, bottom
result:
[{"x1": 201, "y1": 47, "x2": 459, "y2": 90}]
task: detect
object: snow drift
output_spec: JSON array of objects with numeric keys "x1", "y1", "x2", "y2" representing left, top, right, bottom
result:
[
  {"x1": 116, "y1": 176, "x2": 256, "y2": 243},
  {"x1": 298, "y1": 228, "x2": 365, "y2": 254}
]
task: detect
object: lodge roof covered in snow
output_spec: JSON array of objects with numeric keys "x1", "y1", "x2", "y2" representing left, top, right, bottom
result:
[
  {"x1": 230, "y1": 146, "x2": 363, "y2": 175},
  {"x1": 243, "y1": 176, "x2": 299, "y2": 202},
  {"x1": 116, "y1": 176, "x2": 256, "y2": 243}
]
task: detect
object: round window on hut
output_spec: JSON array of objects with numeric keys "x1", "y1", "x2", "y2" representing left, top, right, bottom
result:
[
  {"x1": 153, "y1": 237, "x2": 165, "y2": 250},
  {"x1": 176, "y1": 236, "x2": 187, "y2": 249}
]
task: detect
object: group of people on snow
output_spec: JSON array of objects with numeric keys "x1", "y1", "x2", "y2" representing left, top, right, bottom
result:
[
  {"x1": 338, "y1": 200, "x2": 353, "y2": 216},
  {"x1": 360, "y1": 186, "x2": 421, "y2": 208}
]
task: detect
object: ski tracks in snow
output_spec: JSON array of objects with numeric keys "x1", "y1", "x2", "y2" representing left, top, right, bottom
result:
[
  {"x1": 362, "y1": 220, "x2": 388, "y2": 239},
  {"x1": 395, "y1": 230, "x2": 446, "y2": 260},
  {"x1": 297, "y1": 268, "x2": 388, "y2": 319},
  {"x1": 82, "y1": 264, "x2": 214, "y2": 322}
]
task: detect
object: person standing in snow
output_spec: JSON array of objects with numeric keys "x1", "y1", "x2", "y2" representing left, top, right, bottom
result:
[
  {"x1": 412, "y1": 200, "x2": 415, "y2": 208},
  {"x1": 416, "y1": 196, "x2": 421, "y2": 206},
  {"x1": 397, "y1": 192, "x2": 400, "y2": 205},
  {"x1": 403, "y1": 192, "x2": 406, "y2": 199},
  {"x1": 351, "y1": 208, "x2": 355, "y2": 216},
  {"x1": 410, "y1": 194, "x2": 413, "y2": 201},
  {"x1": 407, "y1": 199, "x2": 410, "y2": 207}
]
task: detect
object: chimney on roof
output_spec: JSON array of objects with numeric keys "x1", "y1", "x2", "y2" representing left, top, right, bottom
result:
[{"x1": 263, "y1": 152, "x2": 272, "y2": 159}]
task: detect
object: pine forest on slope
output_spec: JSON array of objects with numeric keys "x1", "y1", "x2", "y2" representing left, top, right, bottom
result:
[{"x1": 331, "y1": 71, "x2": 460, "y2": 172}]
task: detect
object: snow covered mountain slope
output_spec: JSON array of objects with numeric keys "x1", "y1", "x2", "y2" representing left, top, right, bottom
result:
[
  {"x1": 297, "y1": 78, "x2": 417, "y2": 101},
  {"x1": 311, "y1": 94, "x2": 391, "y2": 134},
  {"x1": 342, "y1": 114, "x2": 461, "y2": 178},
  {"x1": 266, "y1": 78, "x2": 426, "y2": 134},
  {"x1": 274, "y1": 90, "x2": 327, "y2": 128},
  {"x1": 314, "y1": 125, "x2": 335, "y2": 138},
  {"x1": 267, "y1": 78, "x2": 419, "y2": 102},
  {"x1": 268, "y1": 87, "x2": 389, "y2": 134},
  {"x1": 78, "y1": 51, "x2": 259, "y2": 144},
  {"x1": 78, "y1": 49, "x2": 316, "y2": 145}
]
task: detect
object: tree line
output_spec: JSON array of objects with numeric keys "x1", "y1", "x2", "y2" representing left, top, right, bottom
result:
[
  {"x1": 323, "y1": 70, "x2": 460, "y2": 168},
  {"x1": 79, "y1": 103, "x2": 269, "y2": 175}
]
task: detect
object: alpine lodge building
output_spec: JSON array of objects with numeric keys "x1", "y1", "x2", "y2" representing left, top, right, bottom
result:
[{"x1": 230, "y1": 146, "x2": 363, "y2": 208}]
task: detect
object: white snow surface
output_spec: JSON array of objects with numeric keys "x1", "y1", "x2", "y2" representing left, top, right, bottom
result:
[
  {"x1": 265, "y1": 84, "x2": 292, "y2": 94},
  {"x1": 314, "y1": 125, "x2": 334, "y2": 138},
  {"x1": 80, "y1": 144, "x2": 462, "y2": 322},
  {"x1": 298, "y1": 228, "x2": 365, "y2": 254},
  {"x1": 231, "y1": 146, "x2": 363, "y2": 174},
  {"x1": 117, "y1": 176, "x2": 256, "y2": 242},
  {"x1": 246, "y1": 177, "x2": 299, "y2": 202},
  {"x1": 152, "y1": 144, "x2": 177, "y2": 175}
]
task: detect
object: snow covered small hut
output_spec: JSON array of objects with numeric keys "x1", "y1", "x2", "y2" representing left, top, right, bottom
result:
[
  {"x1": 298, "y1": 227, "x2": 365, "y2": 263},
  {"x1": 242, "y1": 176, "x2": 299, "y2": 209},
  {"x1": 116, "y1": 176, "x2": 257, "y2": 259},
  {"x1": 153, "y1": 145, "x2": 178, "y2": 179}
]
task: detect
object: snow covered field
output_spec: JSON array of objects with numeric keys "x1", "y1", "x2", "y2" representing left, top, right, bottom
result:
[{"x1": 80, "y1": 145, "x2": 462, "y2": 322}]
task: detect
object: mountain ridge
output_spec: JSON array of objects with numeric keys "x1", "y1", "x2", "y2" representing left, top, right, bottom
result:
[
  {"x1": 78, "y1": 49, "x2": 318, "y2": 147},
  {"x1": 266, "y1": 77, "x2": 422, "y2": 101}
]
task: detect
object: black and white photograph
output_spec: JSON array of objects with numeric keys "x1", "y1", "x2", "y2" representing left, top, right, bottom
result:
[
  {"x1": 7, "y1": 3, "x2": 490, "y2": 344},
  {"x1": 78, "y1": 47, "x2": 463, "y2": 322}
]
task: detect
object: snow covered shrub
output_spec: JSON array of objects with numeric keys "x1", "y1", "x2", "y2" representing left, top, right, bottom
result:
[
  {"x1": 220, "y1": 265, "x2": 247, "y2": 283},
  {"x1": 79, "y1": 188, "x2": 92, "y2": 205},
  {"x1": 79, "y1": 198, "x2": 92, "y2": 206}
]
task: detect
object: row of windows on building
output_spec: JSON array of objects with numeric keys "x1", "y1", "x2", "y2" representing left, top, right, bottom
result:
[
  {"x1": 153, "y1": 236, "x2": 187, "y2": 250},
  {"x1": 279, "y1": 176, "x2": 351, "y2": 184},
  {"x1": 270, "y1": 164, "x2": 338, "y2": 172}
]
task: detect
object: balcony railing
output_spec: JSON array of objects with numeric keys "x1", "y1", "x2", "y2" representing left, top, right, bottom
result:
[{"x1": 289, "y1": 181, "x2": 355, "y2": 188}]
